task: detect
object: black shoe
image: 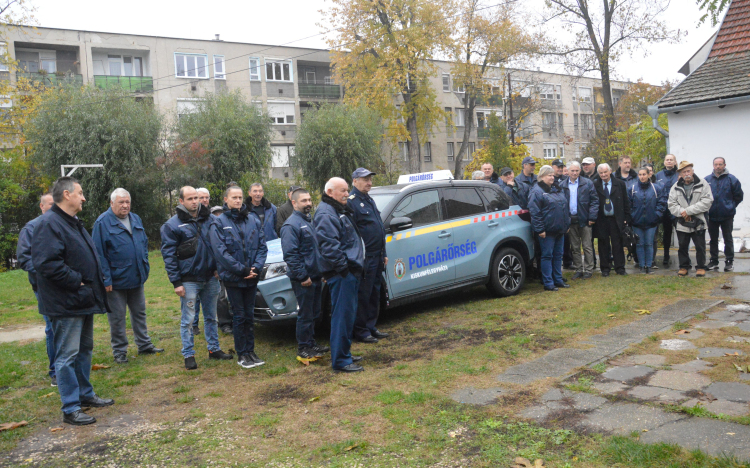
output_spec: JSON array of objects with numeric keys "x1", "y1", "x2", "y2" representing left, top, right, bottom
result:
[
  {"x1": 63, "y1": 410, "x2": 96, "y2": 426},
  {"x1": 601, "y1": 271, "x2": 610, "y2": 277},
  {"x1": 582, "y1": 273, "x2": 593, "y2": 279},
  {"x1": 725, "y1": 262, "x2": 734, "y2": 272},
  {"x1": 352, "y1": 355, "x2": 363, "y2": 362},
  {"x1": 371, "y1": 329, "x2": 389, "y2": 339},
  {"x1": 192, "y1": 326, "x2": 200, "y2": 336},
  {"x1": 662, "y1": 257, "x2": 670, "y2": 266},
  {"x1": 138, "y1": 347, "x2": 164, "y2": 355},
  {"x1": 209, "y1": 350, "x2": 234, "y2": 360},
  {"x1": 651, "y1": 264, "x2": 659, "y2": 270},
  {"x1": 298, "y1": 348, "x2": 323, "y2": 360},
  {"x1": 80, "y1": 395, "x2": 115, "y2": 408},
  {"x1": 544, "y1": 287, "x2": 559, "y2": 292},
  {"x1": 616, "y1": 270, "x2": 627, "y2": 276},
  {"x1": 185, "y1": 356, "x2": 198, "y2": 370},
  {"x1": 113, "y1": 354, "x2": 128, "y2": 364},
  {"x1": 356, "y1": 335, "x2": 378, "y2": 344},
  {"x1": 238, "y1": 354, "x2": 255, "y2": 369},
  {"x1": 50, "y1": 375, "x2": 57, "y2": 387},
  {"x1": 572, "y1": 272, "x2": 583, "y2": 280},
  {"x1": 248, "y1": 352, "x2": 265, "y2": 367},
  {"x1": 555, "y1": 283, "x2": 571, "y2": 288},
  {"x1": 645, "y1": 267, "x2": 653, "y2": 275},
  {"x1": 639, "y1": 267, "x2": 645, "y2": 274},
  {"x1": 220, "y1": 325, "x2": 233, "y2": 334},
  {"x1": 312, "y1": 344, "x2": 330, "y2": 354},
  {"x1": 334, "y1": 363, "x2": 364, "y2": 373}
]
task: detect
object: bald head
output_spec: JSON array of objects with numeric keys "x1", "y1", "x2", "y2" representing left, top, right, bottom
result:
[
  {"x1": 179, "y1": 186, "x2": 200, "y2": 216},
  {"x1": 325, "y1": 177, "x2": 350, "y2": 205}
]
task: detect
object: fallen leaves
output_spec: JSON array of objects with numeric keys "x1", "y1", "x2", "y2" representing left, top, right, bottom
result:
[
  {"x1": 675, "y1": 329, "x2": 691, "y2": 335},
  {"x1": 91, "y1": 364, "x2": 110, "y2": 371},
  {"x1": 636, "y1": 310, "x2": 651, "y2": 315},
  {"x1": 721, "y1": 284, "x2": 733, "y2": 290},
  {"x1": 40, "y1": 392, "x2": 56, "y2": 398},
  {"x1": 344, "y1": 443, "x2": 359, "y2": 451},
  {"x1": 0, "y1": 421, "x2": 28, "y2": 432},
  {"x1": 513, "y1": 457, "x2": 545, "y2": 468},
  {"x1": 724, "y1": 352, "x2": 740, "y2": 357},
  {"x1": 50, "y1": 427, "x2": 64, "y2": 433},
  {"x1": 308, "y1": 396, "x2": 320, "y2": 403}
]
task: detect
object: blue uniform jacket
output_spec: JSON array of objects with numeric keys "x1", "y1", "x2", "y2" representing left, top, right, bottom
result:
[
  {"x1": 498, "y1": 180, "x2": 529, "y2": 210},
  {"x1": 208, "y1": 204, "x2": 267, "y2": 287},
  {"x1": 349, "y1": 186, "x2": 386, "y2": 258},
  {"x1": 16, "y1": 215, "x2": 43, "y2": 291},
  {"x1": 515, "y1": 172, "x2": 537, "y2": 188},
  {"x1": 560, "y1": 176, "x2": 599, "y2": 227},
  {"x1": 705, "y1": 170, "x2": 744, "y2": 222},
  {"x1": 160, "y1": 203, "x2": 217, "y2": 288},
  {"x1": 92, "y1": 208, "x2": 150, "y2": 290},
  {"x1": 31, "y1": 205, "x2": 109, "y2": 317},
  {"x1": 628, "y1": 181, "x2": 667, "y2": 229},
  {"x1": 246, "y1": 197, "x2": 278, "y2": 241},
  {"x1": 656, "y1": 168, "x2": 679, "y2": 219},
  {"x1": 528, "y1": 182, "x2": 571, "y2": 236},
  {"x1": 313, "y1": 194, "x2": 365, "y2": 277},
  {"x1": 614, "y1": 168, "x2": 638, "y2": 190},
  {"x1": 280, "y1": 210, "x2": 322, "y2": 282}
]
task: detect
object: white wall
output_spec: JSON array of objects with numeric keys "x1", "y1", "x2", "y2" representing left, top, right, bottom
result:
[{"x1": 667, "y1": 100, "x2": 750, "y2": 233}]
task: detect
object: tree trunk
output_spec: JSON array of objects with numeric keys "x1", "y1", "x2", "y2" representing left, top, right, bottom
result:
[
  {"x1": 598, "y1": 55, "x2": 617, "y2": 164},
  {"x1": 406, "y1": 114, "x2": 421, "y2": 174},
  {"x1": 454, "y1": 96, "x2": 475, "y2": 179},
  {"x1": 506, "y1": 74, "x2": 516, "y2": 145}
]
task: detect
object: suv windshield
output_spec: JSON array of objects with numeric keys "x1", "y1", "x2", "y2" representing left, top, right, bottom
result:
[{"x1": 369, "y1": 192, "x2": 397, "y2": 213}]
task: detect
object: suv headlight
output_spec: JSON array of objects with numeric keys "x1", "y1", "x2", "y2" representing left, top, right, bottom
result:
[{"x1": 262, "y1": 262, "x2": 288, "y2": 280}]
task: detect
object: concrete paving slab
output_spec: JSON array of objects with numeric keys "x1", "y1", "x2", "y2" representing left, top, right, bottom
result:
[
  {"x1": 727, "y1": 336, "x2": 750, "y2": 343},
  {"x1": 727, "y1": 304, "x2": 750, "y2": 312},
  {"x1": 547, "y1": 392, "x2": 608, "y2": 412},
  {"x1": 707, "y1": 310, "x2": 750, "y2": 321},
  {"x1": 699, "y1": 400, "x2": 750, "y2": 417},
  {"x1": 0, "y1": 325, "x2": 45, "y2": 344},
  {"x1": 640, "y1": 418, "x2": 750, "y2": 461},
  {"x1": 738, "y1": 323, "x2": 750, "y2": 332},
  {"x1": 629, "y1": 354, "x2": 667, "y2": 366},
  {"x1": 579, "y1": 402, "x2": 685, "y2": 435},
  {"x1": 698, "y1": 347, "x2": 745, "y2": 358},
  {"x1": 593, "y1": 381, "x2": 628, "y2": 394},
  {"x1": 627, "y1": 385, "x2": 686, "y2": 403},
  {"x1": 679, "y1": 330, "x2": 706, "y2": 340},
  {"x1": 705, "y1": 382, "x2": 750, "y2": 403},
  {"x1": 649, "y1": 370, "x2": 711, "y2": 391},
  {"x1": 602, "y1": 365, "x2": 655, "y2": 382},
  {"x1": 695, "y1": 320, "x2": 738, "y2": 329},
  {"x1": 740, "y1": 373, "x2": 750, "y2": 382},
  {"x1": 660, "y1": 339, "x2": 697, "y2": 350},
  {"x1": 670, "y1": 360, "x2": 714, "y2": 372},
  {"x1": 450, "y1": 387, "x2": 505, "y2": 406},
  {"x1": 713, "y1": 275, "x2": 750, "y2": 301}
]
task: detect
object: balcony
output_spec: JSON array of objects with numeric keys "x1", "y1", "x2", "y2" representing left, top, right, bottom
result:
[
  {"x1": 298, "y1": 80, "x2": 341, "y2": 99},
  {"x1": 475, "y1": 94, "x2": 502, "y2": 107},
  {"x1": 477, "y1": 127, "x2": 490, "y2": 139},
  {"x1": 94, "y1": 75, "x2": 154, "y2": 93},
  {"x1": 16, "y1": 72, "x2": 83, "y2": 87}
]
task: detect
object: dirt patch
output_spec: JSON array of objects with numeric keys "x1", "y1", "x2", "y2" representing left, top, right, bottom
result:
[{"x1": 256, "y1": 383, "x2": 313, "y2": 405}]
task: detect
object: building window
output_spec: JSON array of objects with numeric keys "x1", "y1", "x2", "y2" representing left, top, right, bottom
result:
[
  {"x1": 558, "y1": 113, "x2": 564, "y2": 131},
  {"x1": 464, "y1": 142, "x2": 475, "y2": 161},
  {"x1": 453, "y1": 80, "x2": 465, "y2": 93},
  {"x1": 581, "y1": 114, "x2": 594, "y2": 130},
  {"x1": 539, "y1": 83, "x2": 561, "y2": 100},
  {"x1": 249, "y1": 58, "x2": 261, "y2": 81},
  {"x1": 108, "y1": 55, "x2": 143, "y2": 77},
  {"x1": 543, "y1": 143, "x2": 557, "y2": 160},
  {"x1": 447, "y1": 142, "x2": 455, "y2": 162},
  {"x1": 175, "y1": 53, "x2": 209, "y2": 79},
  {"x1": 214, "y1": 55, "x2": 225, "y2": 80},
  {"x1": 423, "y1": 142, "x2": 432, "y2": 162},
  {"x1": 542, "y1": 112, "x2": 556, "y2": 130},
  {"x1": 271, "y1": 145, "x2": 294, "y2": 168},
  {"x1": 476, "y1": 109, "x2": 500, "y2": 129},
  {"x1": 455, "y1": 108, "x2": 466, "y2": 127},
  {"x1": 573, "y1": 113, "x2": 579, "y2": 129},
  {"x1": 511, "y1": 80, "x2": 531, "y2": 98},
  {"x1": 268, "y1": 101, "x2": 295, "y2": 124},
  {"x1": 324, "y1": 76, "x2": 334, "y2": 85},
  {"x1": 577, "y1": 87, "x2": 592, "y2": 102},
  {"x1": 444, "y1": 107, "x2": 453, "y2": 126},
  {"x1": 0, "y1": 43, "x2": 7, "y2": 72},
  {"x1": 265, "y1": 59, "x2": 292, "y2": 82},
  {"x1": 177, "y1": 99, "x2": 201, "y2": 119},
  {"x1": 442, "y1": 74, "x2": 450, "y2": 92},
  {"x1": 399, "y1": 142, "x2": 409, "y2": 161}
]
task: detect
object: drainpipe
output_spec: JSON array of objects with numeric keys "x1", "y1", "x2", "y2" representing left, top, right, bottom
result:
[{"x1": 647, "y1": 105, "x2": 670, "y2": 154}]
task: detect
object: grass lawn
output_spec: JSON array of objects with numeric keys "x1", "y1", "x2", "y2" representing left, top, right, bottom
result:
[{"x1": 0, "y1": 251, "x2": 746, "y2": 467}]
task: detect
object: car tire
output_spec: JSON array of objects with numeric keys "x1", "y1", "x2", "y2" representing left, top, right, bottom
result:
[{"x1": 487, "y1": 247, "x2": 525, "y2": 297}]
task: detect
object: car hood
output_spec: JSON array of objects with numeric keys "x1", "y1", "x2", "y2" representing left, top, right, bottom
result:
[{"x1": 266, "y1": 238, "x2": 284, "y2": 264}]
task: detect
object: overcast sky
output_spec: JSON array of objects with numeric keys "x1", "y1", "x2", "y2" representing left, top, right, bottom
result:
[{"x1": 31, "y1": 0, "x2": 717, "y2": 85}]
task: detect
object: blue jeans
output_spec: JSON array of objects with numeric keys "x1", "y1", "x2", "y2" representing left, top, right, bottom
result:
[
  {"x1": 35, "y1": 291, "x2": 56, "y2": 378},
  {"x1": 328, "y1": 273, "x2": 360, "y2": 369},
  {"x1": 180, "y1": 278, "x2": 221, "y2": 358},
  {"x1": 225, "y1": 285, "x2": 257, "y2": 357},
  {"x1": 633, "y1": 226, "x2": 656, "y2": 268},
  {"x1": 51, "y1": 314, "x2": 96, "y2": 414},
  {"x1": 540, "y1": 234, "x2": 564, "y2": 289},
  {"x1": 354, "y1": 256, "x2": 383, "y2": 340},
  {"x1": 192, "y1": 296, "x2": 202, "y2": 328},
  {"x1": 292, "y1": 280, "x2": 322, "y2": 352}
]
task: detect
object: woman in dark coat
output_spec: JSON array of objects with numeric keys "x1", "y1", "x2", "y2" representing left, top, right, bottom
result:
[{"x1": 628, "y1": 167, "x2": 666, "y2": 274}]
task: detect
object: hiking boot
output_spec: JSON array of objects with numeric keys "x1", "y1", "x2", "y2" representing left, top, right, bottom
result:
[
  {"x1": 184, "y1": 356, "x2": 198, "y2": 370},
  {"x1": 209, "y1": 350, "x2": 234, "y2": 360},
  {"x1": 706, "y1": 260, "x2": 720, "y2": 271},
  {"x1": 138, "y1": 347, "x2": 164, "y2": 355},
  {"x1": 678, "y1": 268, "x2": 688, "y2": 277},
  {"x1": 238, "y1": 354, "x2": 256, "y2": 369},
  {"x1": 312, "y1": 344, "x2": 330, "y2": 354},
  {"x1": 725, "y1": 262, "x2": 734, "y2": 272},
  {"x1": 696, "y1": 269, "x2": 706, "y2": 277},
  {"x1": 113, "y1": 354, "x2": 128, "y2": 364},
  {"x1": 248, "y1": 352, "x2": 265, "y2": 367}
]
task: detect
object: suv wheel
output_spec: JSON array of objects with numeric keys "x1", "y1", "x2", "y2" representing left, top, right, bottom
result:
[{"x1": 487, "y1": 247, "x2": 525, "y2": 297}]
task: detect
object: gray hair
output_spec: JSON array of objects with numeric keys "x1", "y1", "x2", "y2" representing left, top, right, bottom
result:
[
  {"x1": 250, "y1": 183, "x2": 263, "y2": 190},
  {"x1": 597, "y1": 163, "x2": 611, "y2": 173},
  {"x1": 196, "y1": 187, "x2": 210, "y2": 196},
  {"x1": 110, "y1": 188, "x2": 131, "y2": 203},
  {"x1": 51, "y1": 177, "x2": 79, "y2": 203},
  {"x1": 537, "y1": 165, "x2": 554, "y2": 179},
  {"x1": 324, "y1": 177, "x2": 347, "y2": 192},
  {"x1": 567, "y1": 161, "x2": 581, "y2": 170},
  {"x1": 40, "y1": 192, "x2": 52, "y2": 204},
  {"x1": 472, "y1": 170, "x2": 485, "y2": 180}
]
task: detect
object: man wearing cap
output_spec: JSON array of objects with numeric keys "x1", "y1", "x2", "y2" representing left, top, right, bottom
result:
[
  {"x1": 516, "y1": 157, "x2": 537, "y2": 188},
  {"x1": 498, "y1": 168, "x2": 529, "y2": 210},
  {"x1": 349, "y1": 168, "x2": 389, "y2": 344},
  {"x1": 275, "y1": 185, "x2": 302, "y2": 236},
  {"x1": 668, "y1": 161, "x2": 713, "y2": 277},
  {"x1": 552, "y1": 159, "x2": 566, "y2": 185},
  {"x1": 580, "y1": 157, "x2": 599, "y2": 182},
  {"x1": 552, "y1": 159, "x2": 573, "y2": 269}
]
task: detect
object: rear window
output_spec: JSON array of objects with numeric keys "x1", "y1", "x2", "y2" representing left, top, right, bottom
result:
[
  {"x1": 478, "y1": 186, "x2": 510, "y2": 212},
  {"x1": 443, "y1": 188, "x2": 486, "y2": 219}
]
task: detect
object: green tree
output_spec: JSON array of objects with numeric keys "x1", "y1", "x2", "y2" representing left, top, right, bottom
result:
[
  {"x1": 294, "y1": 104, "x2": 383, "y2": 193},
  {"x1": 697, "y1": 0, "x2": 730, "y2": 26},
  {"x1": 173, "y1": 90, "x2": 273, "y2": 188},
  {"x1": 463, "y1": 115, "x2": 533, "y2": 178}
]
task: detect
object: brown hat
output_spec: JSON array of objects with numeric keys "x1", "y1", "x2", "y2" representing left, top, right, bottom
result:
[{"x1": 677, "y1": 161, "x2": 694, "y2": 172}]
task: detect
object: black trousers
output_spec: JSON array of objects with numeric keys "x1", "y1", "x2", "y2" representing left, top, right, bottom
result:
[
  {"x1": 708, "y1": 219, "x2": 734, "y2": 263},
  {"x1": 657, "y1": 216, "x2": 674, "y2": 260},
  {"x1": 597, "y1": 217, "x2": 626, "y2": 274},
  {"x1": 354, "y1": 255, "x2": 383, "y2": 339},
  {"x1": 677, "y1": 229, "x2": 707, "y2": 270},
  {"x1": 563, "y1": 232, "x2": 573, "y2": 267}
]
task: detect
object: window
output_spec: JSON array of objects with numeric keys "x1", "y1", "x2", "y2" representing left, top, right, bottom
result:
[
  {"x1": 444, "y1": 188, "x2": 486, "y2": 219},
  {"x1": 175, "y1": 53, "x2": 209, "y2": 79},
  {"x1": 577, "y1": 87, "x2": 592, "y2": 103},
  {"x1": 476, "y1": 110, "x2": 500, "y2": 129},
  {"x1": 447, "y1": 142, "x2": 455, "y2": 162},
  {"x1": 268, "y1": 101, "x2": 295, "y2": 124},
  {"x1": 214, "y1": 55, "x2": 225, "y2": 80},
  {"x1": 265, "y1": 59, "x2": 292, "y2": 82},
  {"x1": 455, "y1": 108, "x2": 466, "y2": 127},
  {"x1": 466, "y1": 142, "x2": 475, "y2": 161},
  {"x1": 444, "y1": 107, "x2": 453, "y2": 126},
  {"x1": 511, "y1": 80, "x2": 531, "y2": 98},
  {"x1": 399, "y1": 142, "x2": 409, "y2": 161},
  {"x1": 442, "y1": 74, "x2": 450, "y2": 92},
  {"x1": 17, "y1": 51, "x2": 39, "y2": 73},
  {"x1": 539, "y1": 83, "x2": 561, "y2": 100},
  {"x1": 423, "y1": 142, "x2": 432, "y2": 162},
  {"x1": 542, "y1": 112, "x2": 556, "y2": 130},
  {"x1": 573, "y1": 113, "x2": 579, "y2": 129},
  {"x1": 177, "y1": 99, "x2": 201, "y2": 119},
  {"x1": 558, "y1": 113, "x2": 564, "y2": 131},
  {"x1": 478, "y1": 186, "x2": 510, "y2": 212},
  {"x1": 0, "y1": 43, "x2": 7, "y2": 72},
  {"x1": 391, "y1": 190, "x2": 442, "y2": 227},
  {"x1": 324, "y1": 76, "x2": 334, "y2": 85},
  {"x1": 249, "y1": 58, "x2": 261, "y2": 81},
  {"x1": 453, "y1": 80, "x2": 465, "y2": 93},
  {"x1": 108, "y1": 55, "x2": 122, "y2": 76},
  {"x1": 106, "y1": 55, "x2": 143, "y2": 77},
  {"x1": 581, "y1": 114, "x2": 594, "y2": 130},
  {"x1": 41, "y1": 59, "x2": 56, "y2": 74},
  {"x1": 543, "y1": 143, "x2": 557, "y2": 160},
  {"x1": 304, "y1": 69, "x2": 316, "y2": 83},
  {"x1": 271, "y1": 145, "x2": 294, "y2": 168}
]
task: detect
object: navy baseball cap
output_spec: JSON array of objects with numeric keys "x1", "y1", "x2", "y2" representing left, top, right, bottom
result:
[
  {"x1": 352, "y1": 167, "x2": 377, "y2": 179},
  {"x1": 500, "y1": 167, "x2": 513, "y2": 176},
  {"x1": 551, "y1": 159, "x2": 565, "y2": 167},
  {"x1": 522, "y1": 157, "x2": 536, "y2": 165}
]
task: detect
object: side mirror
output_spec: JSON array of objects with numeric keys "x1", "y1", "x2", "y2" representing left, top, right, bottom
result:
[{"x1": 388, "y1": 216, "x2": 413, "y2": 232}]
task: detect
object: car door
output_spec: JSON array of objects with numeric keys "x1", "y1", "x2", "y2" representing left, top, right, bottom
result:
[
  {"x1": 384, "y1": 189, "x2": 455, "y2": 299},
  {"x1": 442, "y1": 187, "x2": 496, "y2": 281}
]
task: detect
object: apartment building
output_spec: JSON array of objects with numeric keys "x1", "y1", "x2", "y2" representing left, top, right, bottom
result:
[{"x1": 3, "y1": 26, "x2": 630, "y2": 178}]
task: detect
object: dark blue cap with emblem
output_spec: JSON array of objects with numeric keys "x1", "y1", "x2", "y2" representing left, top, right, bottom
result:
[
  {"x1": 522, "y1": 157, "x2": 536, "y2": 165},
  {"x1": 352, "y1": 167, "x2": 377, "y2": 179}
]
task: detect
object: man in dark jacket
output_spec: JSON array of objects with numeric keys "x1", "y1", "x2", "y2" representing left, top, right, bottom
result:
[
  {"x1": 655, "y1": 154, "x2": 679, "y2": 266},
  {"x1": 31, "y1": 177, "x2": 114, "y2": 426},
  {"x1": 580, "y1": 157, "x2": 599, "y2": 182},
  {"x1": 594, "y1": 164, "x2": 632, "y2": 276},
  {"x1": 93, "y1": 188, "x2": 163, "y2": 365},
  {"x1": 561, "y1": 162, "x2": 599, "y2": 279},
  {"x1": 552, "y1": 159, "x2": 573, "y2": 268},
  {"x1": 349, "y1": 168, "x2": 389, "y2": 344},
  {"x1": 516, "y1": 157, "x2": 537, "y2": 188},
  {"x1": 275, "y1": 185, "x2": 301, "y2": 236},
  {"x1": 614, "y1": 156, "x2": 638, "y2": 190},
  {"x1": 481, "y1": 163, "x2": 500, "y2": 184},
  {"x1": 280, "y1": 188, "x2": 329, "y2": 363},
  {"x1": 314, "y1": 177, "x2": 366, "y2": 373},
  {"x1": 705, "y1": 157, "x2": 744, "y2": 272},
  {"x1": 498, "y1": 167, "x2": 529, "y2": 209},
  {"x1": 246, "y1": 183, "x2": 278, "y2": 241},
  {"x1": 161, "y1": 186, "x2": 233, "y2": 370},
  {"x1": 16, "y1": 192, "x2": 56, "y2": 386}
]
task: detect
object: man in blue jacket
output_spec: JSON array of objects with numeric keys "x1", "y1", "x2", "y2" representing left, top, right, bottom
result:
[
  {"x1": 280, "y1": 188, "x2": 329, "y2": 363},
  {"x1": 314, "y1": 177, "x2": 365, "y2": 373},
  {"x1": 93, "y1": 188, "x2": 163, "y2": 365},
  {"x1": 246, "y1": 183, "x2": 278, "y2": 241},
  {"x1": 32, "y1": 177, "x2": 114, "y2": 426},
  {"x1": 161, "y1": 186, "x2": 233, "y2": 370},
  {"x1": 16, "y1": 192, "x2": 56, "y2": 386},
  {"x1": 516, "y1": 157, "x2": 537, "y2": 188},
  {"x1": 561, "y1": 162, "x2": 599, "y2": 280},
  {"x1": 655, "y1": 154, "x2": 679, "y2": 266},
  {"x1": 498, "y1": 167, "x2": 529, "y2": 209},
  {"x1": 705, "y1": 157, "x2": 744, "y2": 272}
]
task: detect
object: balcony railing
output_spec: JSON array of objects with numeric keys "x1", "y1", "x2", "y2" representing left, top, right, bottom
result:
[
  {"x1": 475, "y1": 94, "x2": 502, "y2": 107},
  {"x1": 477, "y1": 127, "x2": 490, "y2": 139},
  {"x1": 94, "y1": 75, "x2": 154, "y2": 93},
  {"x1": 16, "y1": 72, "x2": 83, "y2": 87},
  {"x1": 298, "y1": 80, "x2": 341, "y2": 99}
]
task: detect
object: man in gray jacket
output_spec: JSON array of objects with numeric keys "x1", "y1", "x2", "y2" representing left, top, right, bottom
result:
[{"x1": 668, "y1": 161, "x2": 714, "y2": 278}]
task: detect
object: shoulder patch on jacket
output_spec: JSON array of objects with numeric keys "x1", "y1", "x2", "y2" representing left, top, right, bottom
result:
[{"x1": 348, "y1": 195, "x2": 356, "y2": 199}]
